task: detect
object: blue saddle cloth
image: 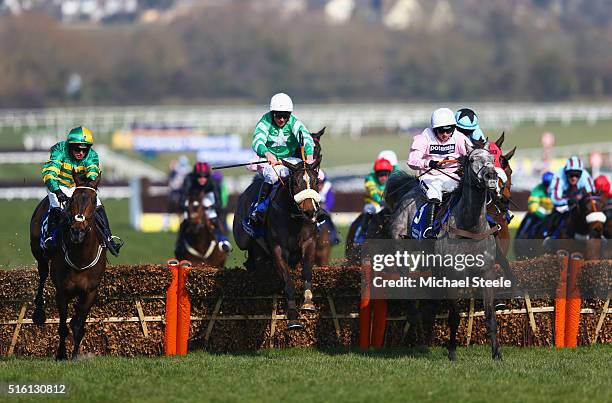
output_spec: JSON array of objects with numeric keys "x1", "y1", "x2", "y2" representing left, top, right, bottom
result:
[
  {"x1": 410, "y1": 197, "x2": 459, "y2": 240},
  {"x1": 38, "y1": 210, "x2": 59, "y2": 254}
]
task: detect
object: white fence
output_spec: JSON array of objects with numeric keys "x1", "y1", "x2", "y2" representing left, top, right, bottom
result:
[{"x1": 1, "y1": 102, "x2": 612, "y2": 138}]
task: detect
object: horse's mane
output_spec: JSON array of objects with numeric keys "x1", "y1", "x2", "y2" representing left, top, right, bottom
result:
[{"x1": 383, "y1": 170, "x2": 419, "y2": 211}]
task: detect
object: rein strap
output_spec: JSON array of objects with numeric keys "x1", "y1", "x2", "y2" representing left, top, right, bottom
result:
[{"x1": 441, "y1": 223, "x2": 501, "y2": 240}]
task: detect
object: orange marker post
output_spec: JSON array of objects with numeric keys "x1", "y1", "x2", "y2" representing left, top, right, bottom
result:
[
  {"x1": 359, "y1": 259, "x2": 373, "y2": 348},
  {"x1": 177, "y1": 260, "x2": 192, "y2": 355},
  {"x1": 370, "y1": 299, "x2": 388, "y2": 348},
  {"x1": 164, "y1": 258, "x2": 180, "y2": 356},
  {"x1": 554, "y1": 250, "x2": 569, "y2": 348},
  {"x1": 565, "y1": 253, "x2": 584, "y2": 347}
]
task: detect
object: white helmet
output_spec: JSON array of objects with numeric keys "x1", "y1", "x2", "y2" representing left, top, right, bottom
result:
[
  {"x1": 431, "y1": 107, "x2": 456, "y2": 129},
  {"x1": 270, "y1": 93, "x2": 293, "y2": 112},
  {"x1": 377, "y1": 150, "x2": 398, "y2": 167}
]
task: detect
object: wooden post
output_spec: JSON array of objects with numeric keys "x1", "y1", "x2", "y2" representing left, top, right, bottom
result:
[
  {"x1": 466, "y1": 299, "x2": 475, "y2": 346},
  {"x1": 327, "y1": 296, "x2": 342, "y2": 343},
  {"x1": 269, "y1": 296, "x2": 278, "y2": 348},
  {"x1": 592, "y1": 298, "x2": 610, "y2": 344},
  {"x1": 7, "y1": 303, "x2": 27, "y2": 357},
  {"x1": 524, "y1": 293, "x2": 538, "y2": 336},
  {"x1": 204, "y1": 296, "x2": 224, "y2": 345},
  {"x1": 135, "y1": 300, "x2": 149, "y2": 338}
]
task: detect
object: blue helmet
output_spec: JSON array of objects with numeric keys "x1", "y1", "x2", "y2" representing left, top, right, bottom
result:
[
  {"x1": 455, "y1": 108, "x2": 479, "y2": 131},
  {"x1": 542, "y1": 171, "x2": 554, "y2": 186}
]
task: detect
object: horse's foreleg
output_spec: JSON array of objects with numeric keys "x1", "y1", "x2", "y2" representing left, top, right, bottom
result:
[
  {"x1": 483, "y1": 273, "x2": 502, "y2": 360},
  {"x1": 272, "y1": 246, "x2": 301, "y2": 329},
  {"x1": 71, "y1": 289, "x2": 98, "y2": 360},
  {"x1": 421, "y1": 300, "x2": 439, "y2": 348},
  {"x1": 55, "y1": 292, "x2": 69, "y2": 361},
  {"x1": 447, "y1": 300, "x2": 460, "y2": 361},
  {"x1": 33, "y1": 259, "x2": 49, "y2": 326},
  {"x1": 301, "y1": 235, "x2": 316, "y2": 311}
]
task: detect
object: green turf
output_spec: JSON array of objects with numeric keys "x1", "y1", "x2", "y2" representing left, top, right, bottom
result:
[
  {"x1": 1, "y1": 345, "x2": 610, "y2": 403},
  {"x1": 0, "y1": 199, "x2": 349, "y2": 268}
]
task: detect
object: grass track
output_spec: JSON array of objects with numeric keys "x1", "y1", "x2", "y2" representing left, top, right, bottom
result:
[{"x1": 1, "y1": 345, "x2": 610, "y2": 403}]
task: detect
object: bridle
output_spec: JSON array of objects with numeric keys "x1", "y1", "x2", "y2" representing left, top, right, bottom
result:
[{"x1": 286, "y1": 163, "x2": 321, "y2": 220}]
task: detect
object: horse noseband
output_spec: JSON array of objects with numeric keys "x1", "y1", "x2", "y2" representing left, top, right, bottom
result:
[{"x1": 74, "y1": 214, "x2": 86, "y2": 223}]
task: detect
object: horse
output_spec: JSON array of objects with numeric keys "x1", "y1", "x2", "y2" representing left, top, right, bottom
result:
[
  {"x1": 30, "y1": 173, "x2": 106, "y2": 360},
  {"x1": 385, "y1": 147, "x2": 502, "y2": 360},
  {"x1": 233, "y1": 158, "x2": 322, "y2": 329},
  {"x1": 174, "y1": 188, "x2": 226, "y2": 267},
  {"x1": 345, "y1": 209, "x2": 389, "y2": 266},
  {"x1": 315, "y1": 220, "x2": 333, "y2": 266}
]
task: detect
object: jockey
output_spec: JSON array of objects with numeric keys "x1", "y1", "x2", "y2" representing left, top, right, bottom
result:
[
  {"x1": 544, "y1": 156, "x2": 595, "y2": 238},
  {"x1": 549, "y1": 156, "x2": 596, "y2": 211},
  {"x1": 408, "y1": 108, "x2": 470, "y2": 239},
  {"x1": 455, "y1": 108, "x2": 486, "y2": 144},
  {"x1": 42, "y1": 126, "x2": 123, "y2": 256},
  {"x1": 244, "y1": 93, "x2": 315, "y2": 234},
  {"x1": 517, "y1": 172, "x2": 554, "y2": 238},
  {"x1": 354, "y1": 158, "x2": 393, "y2": 245},
  {"x1": 179, "y1": 162, "x2": 231, "y2": 252},
  {"x1": 318, "y1": 169, "x2": 340, "y2": 244},
  {"x1": 377, "y1": 150, "x2": 401, "y2": 174},
  {"x1": 594, "y1": 175, "x2": 611, "y2": 198}
]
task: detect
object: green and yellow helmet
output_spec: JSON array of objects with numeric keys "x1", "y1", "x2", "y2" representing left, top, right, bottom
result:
[{"x1": 67, "y1": 126, "x2": 94, "y2": 146}]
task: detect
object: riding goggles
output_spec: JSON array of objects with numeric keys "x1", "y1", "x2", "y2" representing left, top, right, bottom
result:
[{"x1": 434, "y1": 125, "x2": 455, "y2": 135}]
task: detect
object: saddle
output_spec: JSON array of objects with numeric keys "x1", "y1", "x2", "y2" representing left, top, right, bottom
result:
[{"x1": 410, "y1": 193, "x2": 458, "y2": 240}]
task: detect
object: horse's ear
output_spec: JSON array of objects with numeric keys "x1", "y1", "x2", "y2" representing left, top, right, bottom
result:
[
  {"x1": 503, "y1": 146, "x2": 516, "y2": 161},
  {"x1": 307, "y1": 159, "x2": 320, "y2": 171},
  {"x1": 496, "y1": 132, "x2": 505, "y2": 148},
  {"x1": 73, "y1": 169, "x2": 84, "y2": 186},
  {"x1": 472, "y1": 139, "x2": 486, "y2": 149},
  {"x1": 90, "y1": 172, "x2": 102, "y2": 189}
]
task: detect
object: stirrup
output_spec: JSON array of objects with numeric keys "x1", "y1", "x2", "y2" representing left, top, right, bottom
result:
[
  {"x1": 218, "y1": 240, "x2": 232, "y2": 253},
  {"x1": 423, "y1": 226, "x2": 436, "y2": 239},
  {"x1": 106, "y1": 235, "x2": 124, "y2": 257},
  {"x1": 43, "y1": 236, "x2": 56, "y2": 250}
]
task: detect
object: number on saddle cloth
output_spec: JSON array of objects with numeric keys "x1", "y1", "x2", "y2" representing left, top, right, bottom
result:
[{"x1": 410, "y1": 197, "x2": 458, "y2": 240}]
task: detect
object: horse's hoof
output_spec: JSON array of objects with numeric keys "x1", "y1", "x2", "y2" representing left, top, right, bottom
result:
[
  {"x1": 448, "y1": 350, "x2": 457, "y2": 361},
  {"x1": 493, "y1": 352, "x2": 502, "y2": 361},
  {"x1": 287, "y1": 320, "x2": 303, "y2": 330},
  {"x1": 55, "y1": 353, "x2": 68, "y2": 361},
  {"x1": 32, "y1": 307, "x2": 46, "y2": 327},
  {"x1": 301, "y1": 301, "x2": 316, "y2": 312}
]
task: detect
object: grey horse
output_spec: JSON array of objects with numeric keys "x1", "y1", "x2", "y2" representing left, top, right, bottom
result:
[{"x1": 384, "y1": 147, "x2": 502, "y2": 360}]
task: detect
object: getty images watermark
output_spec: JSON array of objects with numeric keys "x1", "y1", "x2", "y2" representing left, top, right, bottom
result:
[
  {"x1": 361, "y1": 239, "x2": 611, "y2": 300},
  {"x1": 362, "y1": 239, "x2": 514, "y2": 300}
]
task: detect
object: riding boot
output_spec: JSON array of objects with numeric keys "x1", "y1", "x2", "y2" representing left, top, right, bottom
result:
[
  {"x1": 422, "y1": 201, "x2": 439, "y2": 239},
  {"x1": 246, "y1": 182, "x2": 273, "y2": 230},
  {"x1": 354, "y1": 213, "x2": 372, "y2": 245},
  {"x1": 95, "y1": 206, "x2": 124, "y2": 257},
  {"x1": 212, "y1": 217, "x2": 232, "y2": 253},
  {"x1": 44, "y1": 207, "x2": 62, "y2": 251}
]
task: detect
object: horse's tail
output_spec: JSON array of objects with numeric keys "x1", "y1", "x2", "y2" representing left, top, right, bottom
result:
[{"x1": 384, "y1": 170, "x2": 419, "y2": 211}]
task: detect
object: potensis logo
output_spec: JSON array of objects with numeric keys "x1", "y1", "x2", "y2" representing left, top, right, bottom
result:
[{"x1": 429, "y1": 143, "x2": 455, "y2": 155}]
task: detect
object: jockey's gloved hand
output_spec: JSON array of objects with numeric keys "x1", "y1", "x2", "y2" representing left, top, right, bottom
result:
[
  {"x1": 54, "y1": 189, "x2": 69, "y2": 204},
  {"x1": 555, "y1": 204, "x2": 570, "y2": 214},
  {"x1": 428, "y1": 160, "x2": 440, "y2": 169}
]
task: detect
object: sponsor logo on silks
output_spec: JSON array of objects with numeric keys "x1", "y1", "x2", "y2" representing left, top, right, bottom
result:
[{"x1": 429, "y1": 144, "x2": 456, "y2": 155}]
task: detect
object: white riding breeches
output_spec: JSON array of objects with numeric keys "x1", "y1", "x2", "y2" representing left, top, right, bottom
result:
[
  {"x1": 262, "y1": 157, "x2": 302, "y2": 184},
  {"x1": 420, "y1": 173, "x2": 459, "y2": 202},
  {"x1": 47, "y1": 186, "x2": 102, "y2": 209}
]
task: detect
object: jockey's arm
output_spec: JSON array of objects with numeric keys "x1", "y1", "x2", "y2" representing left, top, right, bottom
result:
[
  {"x1": 41, "y1": 143, "x2": 64, "y2": 192},
  {"x1": 549, "y1": 175, "x2": 568, "y2": 207},
  {"x1": 84, "y1": 151, "x2": 101, "y2": 181},
  {"x1": 407, "y1": 134, "x2": 429, "y2": 171}
]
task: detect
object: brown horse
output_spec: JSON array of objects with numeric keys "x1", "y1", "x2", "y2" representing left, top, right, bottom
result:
[
  {"x1": 344, "y1": 210, "x2": 388, "y2": 266},
  {"x1": 233, "y1": 159, "x2": 321, "y2": 329},
  {"x1": 30, "y1": 174, "x2": 106, "y2": 360},
  {"x1": 174, "y1": 189, "x2": 226, "y2": 266},
  {"x1": 315, "y1": 221, "x2": 332, "y2": 266}
]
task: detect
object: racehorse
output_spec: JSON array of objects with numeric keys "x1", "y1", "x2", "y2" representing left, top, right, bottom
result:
[
  {"x1": 233, "y1": 158, "x2": 322, "y2": 329},
  {"x1": 315, "y1": 220, "x2": 332, "y2": 266},
  {"x1": 30, "y1": 173, "x2": 106, "y2": 360},
  {"x1": 175, "y1": 189, "x2": 227, "y2": 267},
  {"x1": 385, "y1": 148, "x2": 502, "y2": 360},
  {"x1": 345, "y1": 209, "x2": 389, "y2": 266}
]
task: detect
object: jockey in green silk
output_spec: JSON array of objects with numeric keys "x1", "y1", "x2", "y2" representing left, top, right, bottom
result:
[
  {"x1": 244, "y1": 93, "x2": 315, "y2": 235},
  {"x1": 41, "y1": 126, "x2": 123, "y2": 256}
]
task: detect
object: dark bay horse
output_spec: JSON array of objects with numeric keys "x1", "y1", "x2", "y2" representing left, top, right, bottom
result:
[
  {"x1": 386, "y1": 148, "x2": 502, "y2": 360},
  {"x1": 233, "y1": 158, "x2": 322, "y2": 329},
  {"x1": 175, "y1": 189, "x2": 226, "y2": 266},
  {"x1": 30, "y1": 174, "x2": 106, "y2": 360}
]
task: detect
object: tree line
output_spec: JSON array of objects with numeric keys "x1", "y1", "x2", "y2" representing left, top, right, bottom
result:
[{"x1": 1, "y1": 2, "x2": 612, "y2": 108}]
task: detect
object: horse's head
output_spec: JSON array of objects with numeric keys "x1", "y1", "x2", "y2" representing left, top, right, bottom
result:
[
  {"x1": 498, "y1": 146, "x2": 516, "y2": 201},
  {"x1": 186, "y1": 190, "x2": 211, "y2": 233},
  {"x1": 462, "y1": 147, "x2": 498, "y2": 190},
  {"x1": 283, "y1": 158, "x2": 321, "y2": 223},
  {"x1": 67, "y1": 173, "x2": 101, "y2": 244},
  {"x1": 574, "y1": 189, "x2": 606, "y2": 238}
]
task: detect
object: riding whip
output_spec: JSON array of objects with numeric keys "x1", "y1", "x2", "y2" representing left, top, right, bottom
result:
[{"x1": 211, "y1": 160, "x2": 268, "y2": 170}]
